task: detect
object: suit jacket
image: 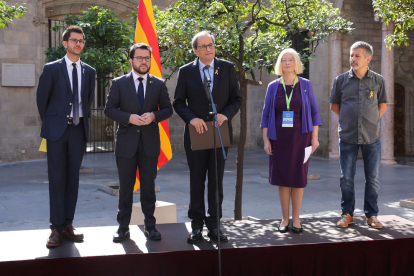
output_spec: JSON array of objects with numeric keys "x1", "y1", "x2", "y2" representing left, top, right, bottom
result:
[
  {"x1": 260, "y1": 77, "x2": 322, "y2": 141},
  {"x1": 36, "y1": 57, "x2": 96, "y2": 141},
  {"x1": 104, "y1": 72, "x2": 173, "y2": 158},
  {"x1": 173, "y1": 57, "x2": 242, "y2": 144}
]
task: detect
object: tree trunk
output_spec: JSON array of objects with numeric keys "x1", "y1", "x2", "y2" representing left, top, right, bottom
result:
[{"x1": 234, "y1": 80, "x2": 247, "y2": 220}]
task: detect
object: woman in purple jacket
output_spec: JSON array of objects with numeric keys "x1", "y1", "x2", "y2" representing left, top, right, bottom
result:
[{"x1": 260, "y1": 48, "x2": 322, "y2": 234}]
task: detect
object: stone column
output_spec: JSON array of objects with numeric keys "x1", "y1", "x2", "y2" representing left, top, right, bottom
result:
[
  {"x1": 329, "y1": 32, "x2": 342, "y2": 159},
  {"x1": 380, "y1": 21, "x2": 397, "y2": 165}
]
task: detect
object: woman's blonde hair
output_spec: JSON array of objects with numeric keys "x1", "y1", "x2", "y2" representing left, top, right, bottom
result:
[{"x1": 274, "y1": 48, "x2": 303, "y2": 76}]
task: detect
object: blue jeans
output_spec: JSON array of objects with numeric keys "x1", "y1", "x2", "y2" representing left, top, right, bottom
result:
[{"x1": 339, "y1": 139, "x2": 381, "y2": 217}]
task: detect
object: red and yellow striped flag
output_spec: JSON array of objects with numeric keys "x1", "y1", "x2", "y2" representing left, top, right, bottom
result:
[{"x1": 133, "y1": 0, "x2": 172, "y2": 192}]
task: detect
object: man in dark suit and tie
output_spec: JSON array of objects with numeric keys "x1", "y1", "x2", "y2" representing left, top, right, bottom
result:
[
  {"x1": 173, "y1": 31, "x2": 242, "y2": 243},
  {"x1": 36, "y1": 25, "x2": 96, "y2": 247},
  {"x1": 105, "y1": 43, "x2": 173, "y2": 242}
]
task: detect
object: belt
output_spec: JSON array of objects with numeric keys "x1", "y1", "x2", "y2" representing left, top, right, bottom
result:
[{"x1": 68, "y1": 117, "x2": 84, "y2": 124}]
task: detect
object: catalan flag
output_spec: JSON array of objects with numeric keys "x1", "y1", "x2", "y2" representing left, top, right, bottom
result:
[{"x1": 133, "y1": 0, "x2": 172, "y2": 192}]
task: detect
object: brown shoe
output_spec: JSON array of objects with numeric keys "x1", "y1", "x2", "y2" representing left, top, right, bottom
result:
[
  {"x1": 337, "y1": 213, "x2": 353, "y2": 228},
  {"x1": 46, "y1": 229, "x2": 61, "y2": 247},
  {"x1": 366, "y1": 216, "x2": 383, "y2": 229},
  {"x1": 62, "y1": 223, "x2": 84, "y2": 241}
]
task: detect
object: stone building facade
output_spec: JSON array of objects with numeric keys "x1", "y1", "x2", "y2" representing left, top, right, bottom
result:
[{"x1": 1, "y1": 0, "x2": 413, "y2": 164}]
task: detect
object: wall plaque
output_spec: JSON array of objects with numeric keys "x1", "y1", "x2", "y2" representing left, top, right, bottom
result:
[{"x1": 1, "y1": 63, "x2": 36, "y2": 87}]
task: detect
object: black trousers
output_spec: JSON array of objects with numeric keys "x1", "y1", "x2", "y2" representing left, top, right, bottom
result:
[
  {"x1": 184, "y1": 131, "x2": 228, "y2": 230},
  {"x1": 116, "y1": 138, "x2": 158, "y2": 229},
  {"x1": 47, "y1": 121, "x2": 86, "y2": 232}
]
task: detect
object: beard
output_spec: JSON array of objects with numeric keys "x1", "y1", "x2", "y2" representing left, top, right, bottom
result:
[
  {"x1": 67, "y1": 45, "x2": 82, "y2": 56},
  {"x1": 133, "y1": 63, "x2": 150, "y2": 75}
]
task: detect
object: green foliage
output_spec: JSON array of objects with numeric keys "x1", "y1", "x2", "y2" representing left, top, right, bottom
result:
[
  {"x1": 0, "y1": 1, "x2": 27, "y2": 29},
  {"x1": 155, "y1": 0, "x2": 354, "y2": 82},
  {"x1": 373, "y1": 0, "x2": 414, "y2": 47},
  {"x1": 45, "y1": 7, "x2": 134, "y2": 86}
]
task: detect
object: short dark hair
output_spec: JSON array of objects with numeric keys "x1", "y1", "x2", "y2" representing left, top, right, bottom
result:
[
  {"x1": 129, "y1": 43, "x2": 153, "y2": 59},
  {"x1": 62, "y1": 25, "x2": 84, "y2": 41},
  {"x1": 192, "y1": 31, "x2": 215, "y2": 50},
  {"x1": 350, "y1": 41, "x2": 373, "y2": 57}
]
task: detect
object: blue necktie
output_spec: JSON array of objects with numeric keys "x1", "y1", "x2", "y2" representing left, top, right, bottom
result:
[
  {"x1": 72, "y1": 63, "x2": 79, "y2": 125},
  {"x1": 137, "y1": 77, "x2": 144, "y2": 108}
]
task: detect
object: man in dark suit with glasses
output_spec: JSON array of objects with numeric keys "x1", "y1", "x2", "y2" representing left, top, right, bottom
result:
[
  {"x1": 37, "y1": 25, "x2": 95, "y2": 247},
  {"x1": 174, "y1": 31, "x2": 242, "y2": 244},
  {"x1": 105, "y1": 43, "x2": 173, "y2": 242}
]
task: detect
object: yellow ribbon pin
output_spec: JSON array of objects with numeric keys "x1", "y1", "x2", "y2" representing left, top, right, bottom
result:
[
  {"x1": 215, "y1": 69, "x2": 219, "y2": 75},
  {"x1": 370, "y1": 91, "x2": 373, "y2": 98},
  {"x1": 82, "y1": 69, "x2": 85, "y2": 74}
]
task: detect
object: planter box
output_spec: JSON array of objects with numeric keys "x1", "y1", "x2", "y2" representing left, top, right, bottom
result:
[
  {"x1": 130, "y1": 200, "x2": 177, "y2": 225},
  {"x1": 400, "y1": 199, "x2": 414, "y2": 209}
]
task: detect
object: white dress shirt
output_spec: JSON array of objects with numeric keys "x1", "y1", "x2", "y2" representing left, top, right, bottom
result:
[
  {"x1": 131, "y1": 70, "x2": 148, "y2": 98},
  {"x1": 198, "y1": 59, "x2": 214, "y2": 89},
  {"x1": 64, "y1": 55, "x2": 83, "y2": 118}
]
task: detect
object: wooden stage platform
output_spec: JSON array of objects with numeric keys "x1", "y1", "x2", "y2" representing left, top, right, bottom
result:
[{"x1": 1, "y1": 215, "x2": 414, "y2": 275}]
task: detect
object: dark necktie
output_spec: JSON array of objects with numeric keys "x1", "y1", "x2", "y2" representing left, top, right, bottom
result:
[
  {"x1": 203, "y1": 65, "x2": 211, "y2": 101},
  {"x1": 72, "y1": 63, "x2": 79, "y2": 125},
  {"x1": 137, "y1": 77, "x2": 144, "y2": 108}
]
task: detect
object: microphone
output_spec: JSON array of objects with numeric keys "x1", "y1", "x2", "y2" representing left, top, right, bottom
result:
[{"x1": 203, "y1": 67, "x2": 212, "y2": 83}]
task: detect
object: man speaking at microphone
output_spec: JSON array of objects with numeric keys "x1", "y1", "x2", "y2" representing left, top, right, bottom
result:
[{"x1": 173, "y1": 31, "x2": 242, "y2": 243}]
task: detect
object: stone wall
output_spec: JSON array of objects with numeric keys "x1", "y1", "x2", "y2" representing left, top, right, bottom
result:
[
  {"x1": 1, "y1": 0, "x2": 413, "y2": 163},
  {"x1": 309, "y1": 41, "x2": 332, "y2": 158},
  {"x1": 248, "y1": 71, "x2": 275, "y2": 151},
  {"x1": 341, "y1": 0, "x2": 383, "y2": 74},
  {"x1": 0, "y1": 0, "x2": 49, "y2": 163}
]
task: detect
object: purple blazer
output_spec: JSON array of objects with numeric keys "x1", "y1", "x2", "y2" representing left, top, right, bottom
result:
[{"x1": 260, "y1": 77, "x2": 322, "y2": 140}]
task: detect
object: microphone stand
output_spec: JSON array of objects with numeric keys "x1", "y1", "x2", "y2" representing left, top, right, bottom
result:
[{"x1": 205, "y1": 72, "x2": 226, "y2": 276}]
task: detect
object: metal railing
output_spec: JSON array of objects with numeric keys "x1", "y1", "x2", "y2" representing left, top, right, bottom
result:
[
  {"x1": 49, "y1": 20, "x2": 64, "y2": 49},
  {"x1": 87, "y1": 108, "x2": 116, "y2": 153}
]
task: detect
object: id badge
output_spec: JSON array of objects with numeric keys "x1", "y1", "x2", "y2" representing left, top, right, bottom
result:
[{"x1": 282, "y1": 111, "x2": 294, "y2": 127}]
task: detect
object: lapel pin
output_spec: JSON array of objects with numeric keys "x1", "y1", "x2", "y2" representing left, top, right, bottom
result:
[
  {"x1": 82, "y1": 69, "x2": 85, "y2": 74},
  {"x1": 370, "y1": 91, "x2": 373, "y2": 98},
  {"x1": 150, "y1": 81, "x2": 153, "y2": 84},
  {"x1": 215, "y1": 69, "x2": 219, "y2": 75}
]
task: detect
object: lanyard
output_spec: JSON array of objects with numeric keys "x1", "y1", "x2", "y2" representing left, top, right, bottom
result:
[{"x1": 281, "y1": 76, "x2": 298, "y2": 111}]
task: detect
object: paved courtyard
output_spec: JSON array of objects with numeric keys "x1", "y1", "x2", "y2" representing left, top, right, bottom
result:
[{"x1": 1, "y1": 148, "x2": 413, "y2": 231}]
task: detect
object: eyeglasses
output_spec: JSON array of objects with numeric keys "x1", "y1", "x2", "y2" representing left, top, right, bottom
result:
[
  {"x1": 133, "y1": 56, "x2": 151, "y2": 62},
  {"x1": 68, "y1": 38, "x2": 85, "y2": 45},
  {"x1": 197, "y1": 43, "x2": 215, "y2": 51},
  {"x1": 282, "y1": 59, "x2": 295, "y2": 63}
]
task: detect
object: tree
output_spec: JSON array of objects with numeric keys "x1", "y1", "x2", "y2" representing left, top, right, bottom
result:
[
  {"x1": 373, "y1": 0, "x2": 414, "y2": 47},
  {"x1": 155, "y1": 0, "x2": 353, "y2": 219},
  {"x1": 0, "y1": 1, "x2": 27, "y2": 29},
  {"x1": 45, "y1": 7, "x2": 134, "y2": 87}
]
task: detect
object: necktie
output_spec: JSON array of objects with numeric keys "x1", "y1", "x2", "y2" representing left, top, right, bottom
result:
[
  {"x1": 72, "y1": 63, "x2": 79, "y2": 125},
  {"x1": 203, "y1": 65, "x2": 211, "y2": 101},
  {"x1": 137, "y1": 77, "x2": 144, "y2": 108}
]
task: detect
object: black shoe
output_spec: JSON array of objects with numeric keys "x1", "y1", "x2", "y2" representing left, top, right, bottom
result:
[
  {"x1": 187, "y1": 229, "x2": 203, "y2": 244},
  {"x1": 113, "y1": 228, "x2": 130, "y2": 243},
  {"x1": 278, "y1": 219, "x2": 289, "y2": 233},
  {"x1": 144, "y1": 226, "x2": 162, "y2": 241},
  {"x1": 208, "y1": 229, "x2": 228, "y2": 242},
  {"x1": 292, "y1": 223, "x2": 303, "y2": 234}
]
